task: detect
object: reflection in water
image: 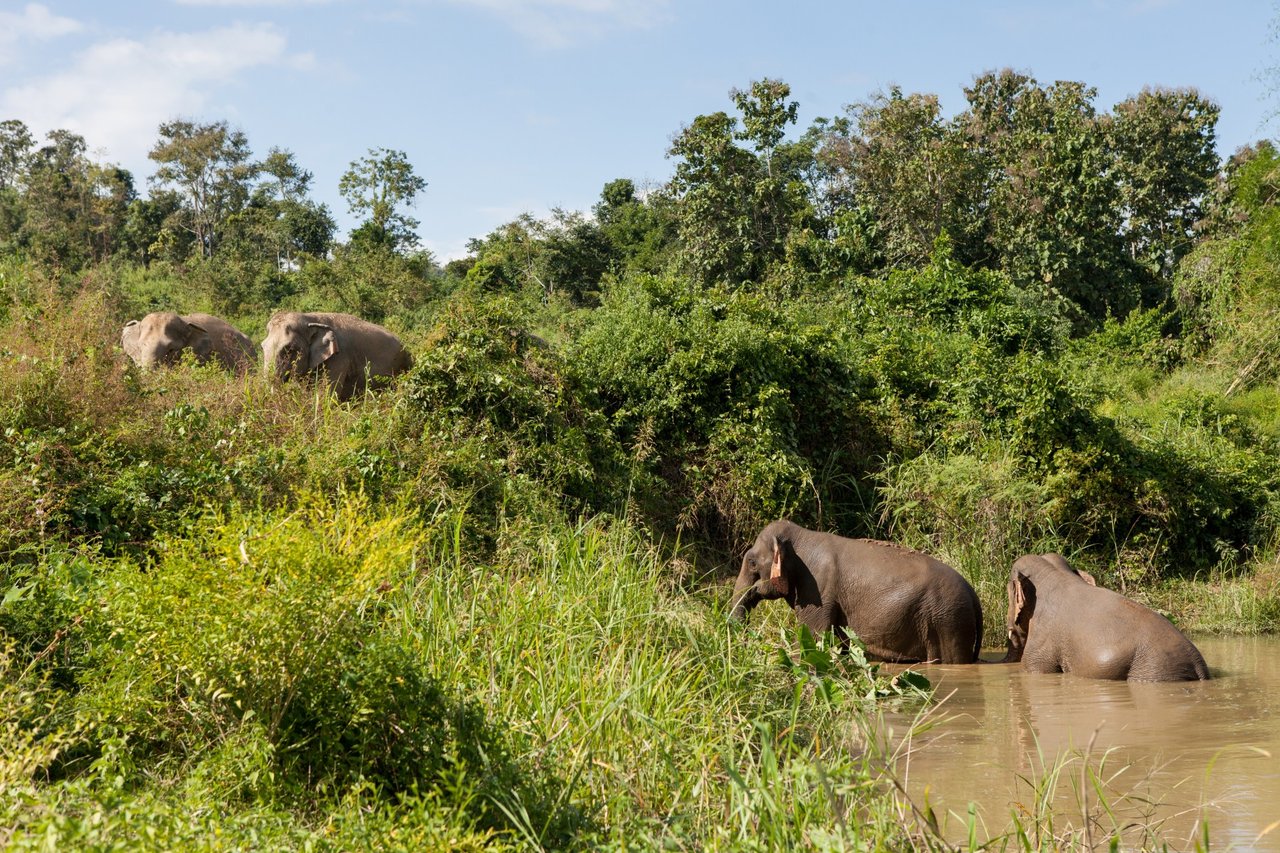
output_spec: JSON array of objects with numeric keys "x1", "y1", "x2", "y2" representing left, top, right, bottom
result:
[{"x1": 876, "y1": 637, "x2": 1280, "y2": 849}]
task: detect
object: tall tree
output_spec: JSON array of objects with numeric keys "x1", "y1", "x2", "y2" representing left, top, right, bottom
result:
[
  {"x1": 0, "y1": 119, "x2": 34, "y2": 250},
  {"x1": 668, "y1": 78, "x2": 810, "y2": 285},
  {"x1": 1109, "y1": 87, "x2": 1220, "y2": 283},
  {"x1": 249, "y1": 147, "x2": 334, "y2": 265},
  {"x1": 832, "y1": 87, "x2": 983, "y2": 266},
  {"x1": 0, "y1": 119, "x2": 34, "y2": 192},
  {"x1": 592, "y1": 178, "x2": 675, "y2": 273},
  {"x1": 20, "y1": 129, "x2": 134, "y2": 268},
  {"x1": 338, "y1": 147, "x2": 426, "y2": 251},
  {"x1": 961, "y1": 70, "x2": 1134, "y2": 321},
  {"x1": 148, "y1": 119, "x2": 257, "y2": 259}
]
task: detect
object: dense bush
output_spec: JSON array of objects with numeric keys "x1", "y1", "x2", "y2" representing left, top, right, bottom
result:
[
  {"x1": 401, "y1": 293, "x2": 632, "y2": 533},
  {"x1": 571, "y1": 273, "x2": 884, "y2": 545},
  {"x1": 72, "y1": 495, "x2": 573, "y2": 835}
]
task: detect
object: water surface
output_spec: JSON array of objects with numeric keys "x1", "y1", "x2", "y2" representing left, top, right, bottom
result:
[{"x1": 877, "y1": 636, "x2": 1280, "y2": 850}]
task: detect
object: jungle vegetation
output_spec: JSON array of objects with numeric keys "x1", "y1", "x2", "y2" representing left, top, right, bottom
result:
[{"x1": 1, "y1": 71, "x2": 1278, "y2": 849}]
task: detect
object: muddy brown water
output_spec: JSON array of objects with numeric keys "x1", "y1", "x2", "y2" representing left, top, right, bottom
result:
[{"x1": 875, "y1": 636, "x2": 1280, "y2": 850}]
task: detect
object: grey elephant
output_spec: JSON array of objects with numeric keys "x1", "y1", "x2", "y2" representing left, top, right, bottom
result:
[
  {"x1": 121, "y1": 312, "x2": 256, "y2": 373},
  {"x1": 729, "y1": 520, "x2": 983, "y2": 664},
  {"x1": 1002, "y1": 553, "x2": 1210, "y2": 681},
  {"x1": 260, "y1": 311, "x2": 412, "y2": 401}
]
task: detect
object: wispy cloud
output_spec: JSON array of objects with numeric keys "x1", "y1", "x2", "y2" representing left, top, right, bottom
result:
[
  {"x1": 1, "y1": 23, "x2": 303, "y2": 174},
  {"x1": 0, "y1": 3, "x2": 82, "y2": 65},
  {"x1": 440, "y1": 0, "x2": 672, "y2": 48}
]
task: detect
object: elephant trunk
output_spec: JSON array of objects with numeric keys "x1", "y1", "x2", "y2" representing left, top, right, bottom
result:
[
  {"x1": 264, "y1": 344, "x2": 301, "y2": 383},
  {"x1": 1000, "y1": 627, "x2": 1025, "y2": 664},
  {"x1": 728, "y1": 577, "x2": 760, "y2": 622}
]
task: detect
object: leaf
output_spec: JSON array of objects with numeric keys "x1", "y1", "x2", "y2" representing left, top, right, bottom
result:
[
  {"x1": 895, "y1": 670, "x2": 932, "y2": 693},
  {"x1": 2, "y1": 581, "x2": 35, "y2": 608}
]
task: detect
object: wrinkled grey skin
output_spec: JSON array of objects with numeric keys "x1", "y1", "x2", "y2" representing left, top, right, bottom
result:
[
  {"x1": 729, "y1": 520, "x2": 983, "y2": 664},
  {"x1": 261, "y1": 311, "x2": 412, "y2": 401},
  {"x1": 121, "y1": 312, "x2": 255, "y2": 373},
  {"x1": 1002, "y1": 553, "x2": 1210, "y2": 681}
]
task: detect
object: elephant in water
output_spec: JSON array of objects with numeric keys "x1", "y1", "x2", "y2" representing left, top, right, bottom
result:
[
  {"x1": 729, "y1": 520, "x2": 983, "y2": 664},
  {"x1": 1002, "y1": 553, "x2": 1210, "y2": 681},
  {"x1": 260, "y1": 311, "x2": 412, "y2": 401},
  {"x1": 121, "y1": 312, "x2": 255, "y2": 373}
]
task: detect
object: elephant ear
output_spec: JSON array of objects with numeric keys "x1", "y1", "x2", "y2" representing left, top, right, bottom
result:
[
  {"x1": 182, "y1": 320, "x2": 213, "y2": 360},
  {"x1": 767, "y1": 535, "x2": 790, "y2": 597},
  {"x1": 1011, "y1": 572, "x2": 1035, "y2": 627},
  {"x1": 1076, "y1": 569, "x2": 1097, "y2": 587},
  {"x1": 121, "y1": 321, "x2": 142, "y2": 360},
  {"x1": 307, "y1": 322, "x2": 339, "y2": 365}
]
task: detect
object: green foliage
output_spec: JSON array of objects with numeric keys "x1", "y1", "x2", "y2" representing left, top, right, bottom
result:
[
  {"x1": 76, "y1": 494, "x2": 572, "y2": 838},
  {"x1": 593, "y1": 177, "x2": 677, "y2": 275},
  {"x1": 402, "y1": 293, "x2": 631, "y2": 536},
  {"x1": 149, "y1": 119, "x2": 257, "y2": 260},
  {"x1": 1174, "y1": 142, "x2": 1280, "y2": 391},
  {"x1": 1109, "y1": 86, "x2": 1220, "y2": 284},
  {"x1": 293, "y1": 242, "x2": 440, "y2": 320},
  {"x1": 339, "y1": 147, "x2": 427, "y2": 251},
  {"x1": 571, "y1": 274, "x2": 882, "y2": 543},
  {"x1": 831, "y1": 87, "x2": 983, "y2": 267},
  {"x1": 465, "y1": 210, "x2": 615, "y2": 304},
  {"x1": 668, "y1": 80, "x2": 814, "y2": 286}
]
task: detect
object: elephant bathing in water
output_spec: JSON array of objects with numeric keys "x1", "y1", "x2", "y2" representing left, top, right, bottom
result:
[
  {"x1": 121, "y1": 312, "x2": 256, "y2": 373},
  {"x1": 729, "y1": 520, "x2": 983, "y2": 664},
  {"x1": 1003, "y1": 553, "x2": 1210, "y2": 681},
  {"x1": 260, "y1": 311, "x2": 412, "y2": 402}
]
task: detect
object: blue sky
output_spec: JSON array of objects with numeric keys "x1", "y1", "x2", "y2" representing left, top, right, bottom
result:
[{"x1": 2, "y1": 0, "x2": 1277, "y2": 260}]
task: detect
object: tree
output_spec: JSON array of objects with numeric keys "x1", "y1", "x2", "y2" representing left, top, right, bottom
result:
[
  {"x1": 0, "y1": 119, "x2": 34, "y2": 192},
  {"x1": 148, "y1": 118, "x2": 257, "y2": 259},
  {"x1": 0, "y1": 119, "x2": 34, "y2": 252},
  {"x1": 338, "y1": 148, "x2": 426, "y2": 252},
  {"x1": 244, "y1": 147, "x2": 334, "y2": 266},
  {"x1": 122, "y1": 191, "x2": 189, "y2": 267},
  {"x1": 19, "y1": 129, "x2": 134, "y2": 268},
  {"x1": 592, "y1": 178, "x2": 676, "y2": 273},
  {"x1": 831, "y1": 87, "x2": 983, "y2": 267},
  {"x1": 1109, "y1": 87, "x2": 1220, "y2": 284},
  {"x1": 961, "y1": 70, "x2": 1135, "y2": 321},
  {"x1": 465, "y1": 209, "x2": 612, "y2": 304},
  {"x1": 667, "y1": 78, "x2": 811, "y2": 286}
]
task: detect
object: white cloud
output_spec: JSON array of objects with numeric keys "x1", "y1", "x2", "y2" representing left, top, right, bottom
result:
[
  {"x1": 441, "y1": 0, "x2": 672, "y2": 48},
  {"x1": 1, "y1": 23, "x2": 302, "y2": 177},
  {"x1": 0, "y1": 3, "x2": 83, "y2": 65}
]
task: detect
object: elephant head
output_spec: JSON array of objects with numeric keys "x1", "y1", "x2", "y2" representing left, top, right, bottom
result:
[
  {"x1": 262, "y1": 313, "x2": 339, "y2": 382},
  {"x1": 728, "y1": 524, "x2": 795, "y2": 622},
  {"x1": 121, "y1": 312, "x2": 211, "y2": 368},
  {"x1": 1003, "y1": 554, "x2": 1095, "y2": 663}
]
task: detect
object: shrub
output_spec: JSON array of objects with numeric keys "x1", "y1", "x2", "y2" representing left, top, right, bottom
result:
[
  {"x1": 401, "y1": 293, "x2": 633, "y2": 539},
  {"x1": 571, "y1": 274, "x2": 883, "y2": 545},
  {"x1": 75, "y1": 493, "x2": 572, "y2": 839}
]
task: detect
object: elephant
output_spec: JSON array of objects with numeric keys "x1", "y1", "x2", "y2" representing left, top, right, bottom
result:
[
  {"x1": 1002, "y1": 553, "x2": 1210, "y2": 681},
  {"x1": 121, "y1": 312, "x2": 256, "y2": 373},
  {"x1": 260, "y1": 311, "x2": 412, "y2": 401},
  {"x1": 729, "y1": 520, "x2": 983, "y2": 664}
]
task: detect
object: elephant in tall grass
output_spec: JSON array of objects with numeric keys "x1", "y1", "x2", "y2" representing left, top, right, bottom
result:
[
  {"x1": 121, "y1": 312, "x2": 255, "y2": 373},
  {"x1": 1002, "y1": 553, "x2": 1210, "y2": 681},
  {"x1": 729, "y1": 520, "x2": 983, "y2": 664},
  {"x1": 260, "y1": 311, "x2": 412, "y2": 401}
]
